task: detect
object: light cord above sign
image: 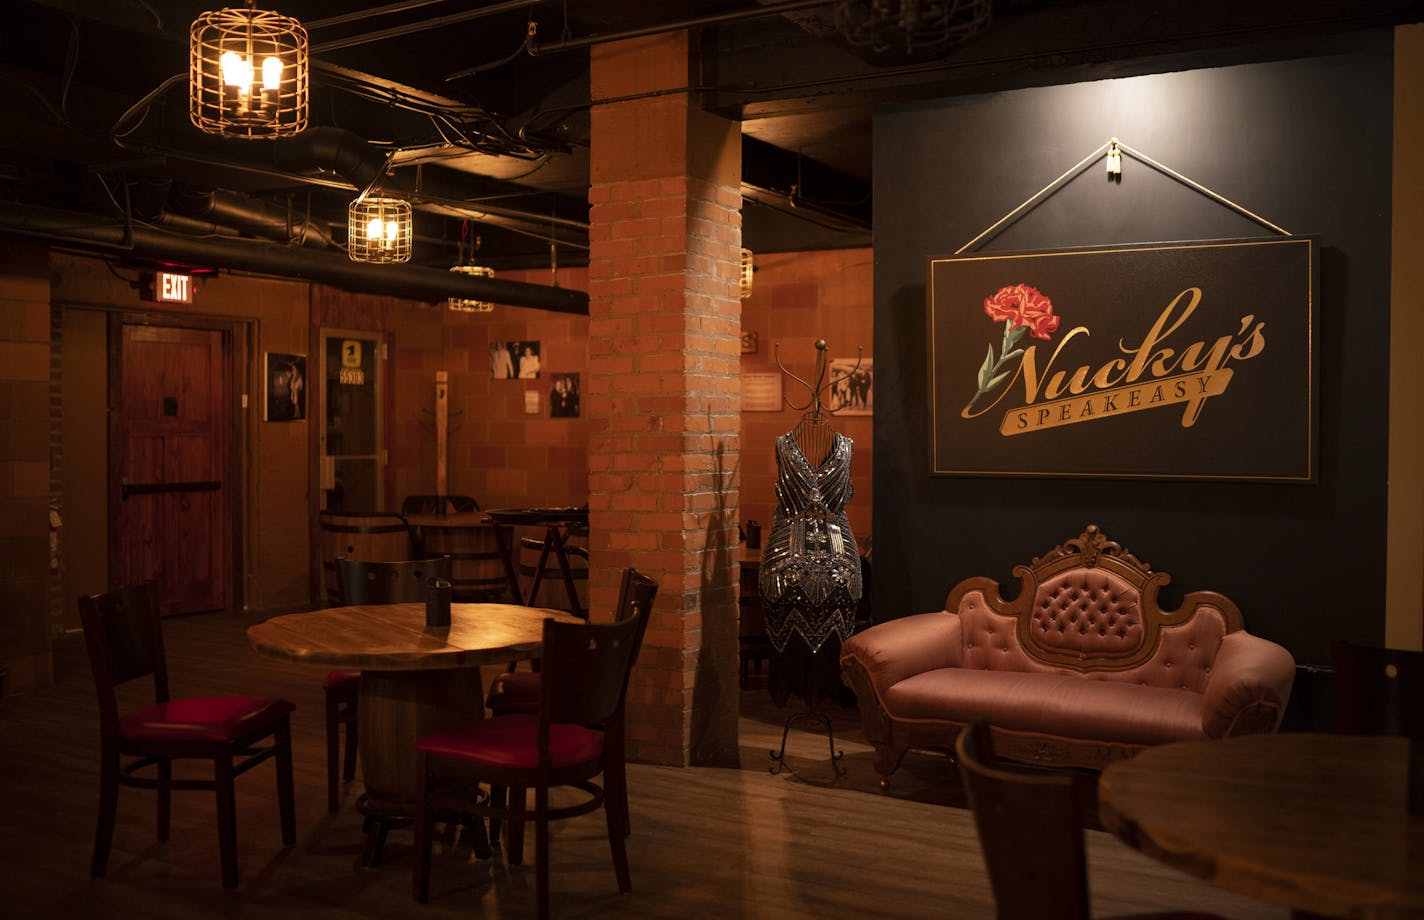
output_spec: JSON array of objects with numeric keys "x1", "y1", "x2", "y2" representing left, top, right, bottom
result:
[{"x1": 955, "y1": 137, "x2": 1293, "y2": 256}]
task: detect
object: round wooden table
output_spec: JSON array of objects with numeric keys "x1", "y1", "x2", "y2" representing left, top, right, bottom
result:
[
  {"x1": 247, "y1": 602, "x2": 579, "y2": 818},
  {"x1": 1099, "y1": 733, "x2": 1424, "y2": 919},
  {"x1": 485, "y1": 507, "x2": 589, "y2": 615}
]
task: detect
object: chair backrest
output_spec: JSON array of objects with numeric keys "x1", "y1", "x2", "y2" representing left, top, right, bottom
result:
[
  {"x1": 955, "y1": 719, "x2": 1090, "y2": 920},
  {"x1": 540, "y1": 567, "x2": 657, "y2": 731},
  {"x1": 401, "y1": 494, "x2": 480, "y2": 516},
  {"x1": 1331, "y1": 640, "x2": 1424, "y2": 737},
  {"x1": 78, "y1": 583, "x2": 169, "y2": 740},
  {"x1": 336, "y1": 556, "x2": 454, "y2": 605},
  {"x1": 318, "y1": 511, "x2": 414, "y2": 605}
]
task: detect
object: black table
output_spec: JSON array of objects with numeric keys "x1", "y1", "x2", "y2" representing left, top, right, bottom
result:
[{"x1": 484, "y1": 507, "x2": 589, "y2": 616}]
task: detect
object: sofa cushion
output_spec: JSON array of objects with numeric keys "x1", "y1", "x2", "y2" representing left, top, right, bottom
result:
[{"x1": 884, "y1": 668, "x2": 1208, "y2": 747}]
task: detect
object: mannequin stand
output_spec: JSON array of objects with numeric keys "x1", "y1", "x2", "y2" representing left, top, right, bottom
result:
[{"x1": 769, "y1": 699, "x2": 846, "y2": 778}]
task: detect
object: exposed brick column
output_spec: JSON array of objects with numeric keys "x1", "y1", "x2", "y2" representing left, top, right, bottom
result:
[{"x1": 586, "y1": 32, "x2": 742, "y2": 766}]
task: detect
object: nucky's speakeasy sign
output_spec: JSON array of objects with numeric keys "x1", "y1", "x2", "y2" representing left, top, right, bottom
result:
[{"x1": 928, "y1": 238, "x2": 1318, "y2": 481}]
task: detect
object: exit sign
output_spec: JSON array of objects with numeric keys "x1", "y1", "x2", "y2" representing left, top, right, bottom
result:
[
  {"x1": 157, "y1": 271, "x2": 192, "y2": 303},
  {"x1": 142, "y1": 271, "x2": 194, "y2": 304}
]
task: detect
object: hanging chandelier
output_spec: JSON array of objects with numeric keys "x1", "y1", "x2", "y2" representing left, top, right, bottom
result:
[
  {"x1": 739, "y1": 248, "x2": 755, "y2": 299},
  {"x1": 189, "y1": 2, "x2": 309, "y2": 139},
  {"x1": 348, "y1": 197, "x2": 413, "y2": 264}
]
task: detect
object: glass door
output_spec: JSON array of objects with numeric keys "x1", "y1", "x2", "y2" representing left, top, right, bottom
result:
[{"x1": 319, "y1": 329, "x2": 384, "y2": 512}]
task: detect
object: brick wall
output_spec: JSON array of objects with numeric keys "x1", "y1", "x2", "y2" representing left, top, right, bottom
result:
[
  {"x1": 588, "y1": 32, "x2": 742, "y2": 766},
  {"x1": 739, "y1": 248, "x2": 874, "y2": 547},
  {"x1": 0, "y1": 242, "x2": 54, "y2": 692}
]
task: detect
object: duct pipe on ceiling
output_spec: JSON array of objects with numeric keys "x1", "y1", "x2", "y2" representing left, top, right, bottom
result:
[
  {"x1": 169, "y1": 186, "x2": 334, "y2": 249},
  {"x1": 270, "y1": 127, "x2": 590, "y2": 233},
  {"x1": 0, "y1": 202, "x2": 588, "y2": 315}
]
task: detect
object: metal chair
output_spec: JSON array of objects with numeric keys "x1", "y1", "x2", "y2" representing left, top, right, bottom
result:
[
  {"x1": 78, "y1": 582, "x2": 296, "y2": 889},
  {"x1": 413, "y1": 568, "x2": 658, "y2": 919}
]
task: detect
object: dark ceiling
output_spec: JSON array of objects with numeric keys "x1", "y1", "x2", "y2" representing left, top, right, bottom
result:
[{"x1": 1, "y1": 0, "x2": 1420, "y2": 281}]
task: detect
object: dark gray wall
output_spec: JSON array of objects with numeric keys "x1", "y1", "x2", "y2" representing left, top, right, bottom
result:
[{"x1": 871, "y1": 43, "x2": 1394, "y2": 666}]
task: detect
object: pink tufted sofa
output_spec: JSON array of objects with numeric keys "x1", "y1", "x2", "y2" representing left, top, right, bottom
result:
[{"x1": 839, "y1": 525, "x2": 1296, "y2": 780}]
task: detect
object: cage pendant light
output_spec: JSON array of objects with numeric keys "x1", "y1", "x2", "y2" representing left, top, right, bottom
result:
[
  {"x1": 739, "y1": 247, "x2": 755, "y2": 299},
  {"x1": 348, "y1": 197, "x2": 413, "y2": 263},
  {"x1": 448, "y1": 266, "x2": 496, "y2": 312},
  {"x1": 190, "y1": 2, "x2": 308, "y2": 139}
]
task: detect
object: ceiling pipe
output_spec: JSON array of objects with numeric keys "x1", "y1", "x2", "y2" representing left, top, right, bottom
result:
[
  {"x1": 270, "y1": 127, "x2": 590, "y2": 234},
  {"x1": 169, "y1": 186, "x2": 334, "y2": 249},
  {"x1": 0, "y1": 202, "x2": 589, "y2": 315},
  {"x1": 312, "y1": 0, "x2": 540, "y2": 53}
]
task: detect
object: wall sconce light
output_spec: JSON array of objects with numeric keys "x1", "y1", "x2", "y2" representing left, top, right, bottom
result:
[
  {"x1": 348, "y1": 197, "x2": 413, "y2": 263},
  {"x1": 190, "y1": 2, "x2": 308, "y2": 139},
  {"x1": 448, "y1": 265, "x2": 495, "y2": 312},
  {"x1": 739, "y1": 247, "x2": 755, "y2": 299}
]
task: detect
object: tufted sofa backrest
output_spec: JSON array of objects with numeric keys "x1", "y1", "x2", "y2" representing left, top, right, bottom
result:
[{"x1": 945, "y1": 526, "x2": 1247, "y2": 693}]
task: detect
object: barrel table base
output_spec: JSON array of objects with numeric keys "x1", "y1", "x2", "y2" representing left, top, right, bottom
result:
[{"x1": 357, "y1": 667, "x2": 486, "y2": 864}]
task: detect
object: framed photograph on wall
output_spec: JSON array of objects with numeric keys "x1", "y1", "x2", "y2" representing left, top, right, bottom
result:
[
  {"x1": 264, "y1": 352, "x2": 306, "y2": 422},
  {"x1": 550, "y1": 373, "x2": 580, "y2": 418},
  {"x1": 828, "y1": 357, "x2": 873, "y2": 416}
]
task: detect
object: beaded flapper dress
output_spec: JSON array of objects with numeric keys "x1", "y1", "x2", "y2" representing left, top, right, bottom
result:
[{"x1": 759, "y1": 430, "x2": 862, "y2": 655}]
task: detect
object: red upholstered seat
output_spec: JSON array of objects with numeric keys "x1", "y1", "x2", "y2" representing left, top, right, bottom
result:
[
  {"x1": 485, "y1": 670, "x2": 540, "y2": 715},
  {"x1": 79, "y1": 582, "x2": 296, "y2": 889},
  {"x1": 413, "y1": 567, "x2": 659, "y2": 920},
  {"x1": 417, "y1": 715, "x2": 604, "y2": 768},
  {"x1": 324, "y1": 669, "x2": 360, "y2": 691},
  {"x1": 120, "y1": 696, "x2": 295, "y2": 744}
]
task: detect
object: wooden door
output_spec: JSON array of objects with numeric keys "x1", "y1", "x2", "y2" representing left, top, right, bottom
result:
[{"x1": 114, "y1": 323, "x2": 231, "y2": 616}]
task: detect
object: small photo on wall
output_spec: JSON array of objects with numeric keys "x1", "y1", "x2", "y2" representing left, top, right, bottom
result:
[
  {"x1": 829, "y1": 357, "x2": 873, "y2": 416},
  {"x1": 550, "y1": 373, "x2": 580, "y2": 418},
  {"x1": 489, "y1": 340, "x2": 542, "y2": 379},
  {"x1": 264, "y1": 352, "x2": 306, "y2": 422}
]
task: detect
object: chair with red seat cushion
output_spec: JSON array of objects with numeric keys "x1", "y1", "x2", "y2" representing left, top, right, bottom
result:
[
  {"x1": 78, "y1": 582, "x2": 296, "y2": 889},
  {"x1": 413, "y1": 567, "x2": 657, "y2": 919},
  {"x1": 955, "y1": 718, "x2": 1224, "y2": 920}
]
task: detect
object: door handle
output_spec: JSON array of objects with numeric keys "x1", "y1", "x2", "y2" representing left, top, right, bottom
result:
[{"x1": 121, "y1": 480, "x2": 221, "y2": 500}]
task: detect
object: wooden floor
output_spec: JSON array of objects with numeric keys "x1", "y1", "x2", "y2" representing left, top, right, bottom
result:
[{"x1": 0, "y1": 609, "x2": 1288, "y2": 919}]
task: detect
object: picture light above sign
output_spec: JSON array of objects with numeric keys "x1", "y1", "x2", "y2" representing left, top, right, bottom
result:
[{"x1": 928, "y1": 237, "x2": 1318, "y2": 481}]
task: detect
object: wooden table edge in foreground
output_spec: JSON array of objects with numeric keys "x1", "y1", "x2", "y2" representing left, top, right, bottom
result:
[
  {"x1": 247, "y1": 603, "x2": 580, "y2": 820},
  {"x1": 1098, "y1": 733, "x2": 1424, "y2": 920}
]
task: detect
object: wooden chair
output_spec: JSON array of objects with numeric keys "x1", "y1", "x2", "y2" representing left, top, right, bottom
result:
[
  {"x1": 955, "y1": 719, "x2": 1222, "y2": 920},
  {"x1": 1331, "y1": 640, "x2": 1423, "y2": 736},
  {"x1": 325, "y1": 555, "x2": 453, "y2": 819},
  {"x1": 401, "y1": 494, "x2": 480, "y2": 516},
  {"x1": 78, "y1": 582, "x2": 296, "y2": 889},
  {"x1": 413, "y1": 567, "x2": 658, "y2": 919}
]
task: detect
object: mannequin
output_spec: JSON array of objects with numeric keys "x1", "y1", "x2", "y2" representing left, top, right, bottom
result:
[{"x1": 758, "y1": 341, "x2": 863, "y2": 709}]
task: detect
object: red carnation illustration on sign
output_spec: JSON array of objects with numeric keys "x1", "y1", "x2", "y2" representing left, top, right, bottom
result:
[{"x1": 963, "y1": 283, "x2": 1060, "y2": 413}]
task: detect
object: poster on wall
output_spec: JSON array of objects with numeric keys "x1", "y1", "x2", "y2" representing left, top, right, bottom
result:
[
  {"x1": 263, "y1": 352, "x2": 306, "y2": 422},
  {"x1": 828, "y1": 357, "x2": 873, "y2": 416},
  {"x1": 928, "y1": 237, "x2": 1318, "y2": 481}
]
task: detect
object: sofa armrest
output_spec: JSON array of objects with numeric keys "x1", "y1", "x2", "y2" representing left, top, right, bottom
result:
[
  {"x1": 1200, "y1": 631, "x2": 1297, "y2": 737},
  {"x1": 840, "y1": 611, "x2": 963, "y2": 695}
]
